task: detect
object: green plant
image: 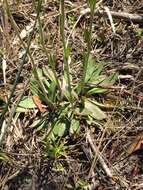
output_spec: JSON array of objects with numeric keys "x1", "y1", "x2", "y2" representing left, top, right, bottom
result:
[
  {"x1": 0, "y1": 151, "x2": 14, "y2": 165},
  {"x1": 17, "y1": 0, "x2": 117, "y2": 143},
  {"x1": 75, "y1": 179, "x2": 88, "y2": 190},
  {"x1": 66, "y1": 179, "x2": 88, "y2": 190},
  {"x1": 43, "y1": 139, "x2": 67, "y2": 159},
  {"x1": 136, "y1": 28, "x2": 143, "y2": 38},
  {"x1": 19, "y1": 55, "x2": 117, "y2": 141}
]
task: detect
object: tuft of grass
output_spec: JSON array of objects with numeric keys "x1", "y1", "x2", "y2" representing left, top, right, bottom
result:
[
  {"x1": 0, "y1": 1, "x2": 117, "y2": 150},
  {"x1": 43, "y1": 139, "x2": 67, "y2": 159}
]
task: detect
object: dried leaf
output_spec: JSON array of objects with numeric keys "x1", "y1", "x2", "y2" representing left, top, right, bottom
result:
[
  {"x1": 32, "y1": 95, "x2": 46, "y2": 113},
  {"x1": 127, "y1": 133, "x2": 143, "y2": 156}
]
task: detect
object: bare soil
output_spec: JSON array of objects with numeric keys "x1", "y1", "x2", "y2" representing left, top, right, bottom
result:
[{"x1": 0, "y1": 0, "x2": 143, "y2": 189}]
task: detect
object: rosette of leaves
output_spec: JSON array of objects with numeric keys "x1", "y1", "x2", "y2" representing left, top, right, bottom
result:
[{"x1": 18, "y1": 55, "x2": 117, "y2": 142}]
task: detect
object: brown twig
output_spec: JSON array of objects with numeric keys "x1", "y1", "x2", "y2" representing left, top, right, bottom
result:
[
  {"x1": 81, "y1": 8, "x2": 143, "y2": 23},
  {"x1": 86, "y1": 131, "x2": 113, "y2": 179}
]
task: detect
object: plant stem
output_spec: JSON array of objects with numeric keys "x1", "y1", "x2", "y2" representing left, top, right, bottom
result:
[
  {"x1": 60, "y1": 0, "x2": 73, "y2": 106},
  {"x1": 33, "y1": 0, "x2": 61, "y2": 93},
  {"x1": 81, "y1": 1, "x2": 96, "y2": 91}
]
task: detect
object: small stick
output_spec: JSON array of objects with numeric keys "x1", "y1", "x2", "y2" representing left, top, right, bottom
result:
[
  {"x1": 104, "y1": 6, "x2": 116, "y2": 34},
  {"x1": 81, "y1": 8, "x2": 143, "y2": 23},
  {"x1": 86, "y1": 131, "x2": 113, "y2": 179}
]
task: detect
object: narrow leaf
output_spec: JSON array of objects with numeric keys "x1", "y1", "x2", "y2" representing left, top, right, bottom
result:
[
  {"x1": 101, "y1": 73, "x2": 118, "y2": 86},
  {"x1": 87, "y1": 87, "x2": 107, "y2": 95},
  {"x1": 87, "y1": 0, "x2": 96, "y2": 13}
]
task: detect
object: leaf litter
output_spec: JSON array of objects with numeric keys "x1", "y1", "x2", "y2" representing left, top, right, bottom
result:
[{"x1": 0, "y1": 0, "x2": 143, "y2": 189}]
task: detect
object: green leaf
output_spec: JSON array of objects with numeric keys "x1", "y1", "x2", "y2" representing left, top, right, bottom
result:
[
  {"x1": 43, "y1": 78, "x2": 50, "y2": 90},
  {"x1": 86, "y1": 115, "x2": 94, "y2": 125},
  {"x1": 61, "y1": 76, "x2": 74, "y2": 102},
  {"x1": 87, "y1": 87, "x2": 107, "y2": 95},
  {"x1": 88, "y1": 68, "x2": 104, "y2": 84},
  {"x1": 88, "y1": 100, "x2": 107, "y2": 108},
  {"x1": 30, "y1": 68, "x2": 44, "y2": 95},
  {"x1": 84, "y1": 29, "x2": 90, "y2": 43},
  {"x1": 87, "y1": 0, "x2": 96, "y2": 13},
  {"x1": 31, "y1": 119, "x2": 46, "y2": 131},
  {"x1": 70, "y1": 119, "x2": 80, "y2": 134},
  {"x1": 30, "y1": 79, "x2": 39, "y2": 95},
  {"x1": 47, "y1": 132, "x2": 56, "y2": 141},
  {"x1": 85, "y1": 55, "x2": 104, "y2": 83},
  {"x1": 0, "y1": 152, "x2": 11, "y2": 163},
  {"x1": 83, "y1": 99, "x2": 106, "y2": 120},
  {"x1": 42, "y1": 66, "x2": 57, "y2": 84},
  {"x1": 48, "y1": 82, "x2": 56, "y2": 102},
  {"x1": 52, "y1": 122, "x2": 66, "y2": 138},
  {"x1": 33, "y1": 67, "x2": 43, "y2": 80},
  {"x1": 64, "y1": 45, "x2": 71, "y2": 59},
  {"x1": 85, "y1": 55, "x2": 95, "y2": 78},
  {"x1": 101, "y1": 73, "x2": 118, "y2": 86},
  {"x1": 18, "y1": 96, "x2": 37, "y2": 109},
  {"x1": 61, "y1": 76, "x2": 70, "y2": 100}
]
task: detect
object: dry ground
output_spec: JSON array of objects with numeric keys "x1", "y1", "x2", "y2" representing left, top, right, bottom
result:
[{"x1": 0, "y1": 0, "x2": 143, "y2": 189}]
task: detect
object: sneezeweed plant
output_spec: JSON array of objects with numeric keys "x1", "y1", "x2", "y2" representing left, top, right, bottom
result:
[
  {"x1": 17, "y1": 0, "x2": 118, "y2": 143},
  {"x1": 19, "y1": 55, "x2": 117, "y2": 142}
]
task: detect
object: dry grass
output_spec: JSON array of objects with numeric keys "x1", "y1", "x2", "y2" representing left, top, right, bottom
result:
[{"x1": 0, "y1": 0, "x2": 143, "y2": 189}]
